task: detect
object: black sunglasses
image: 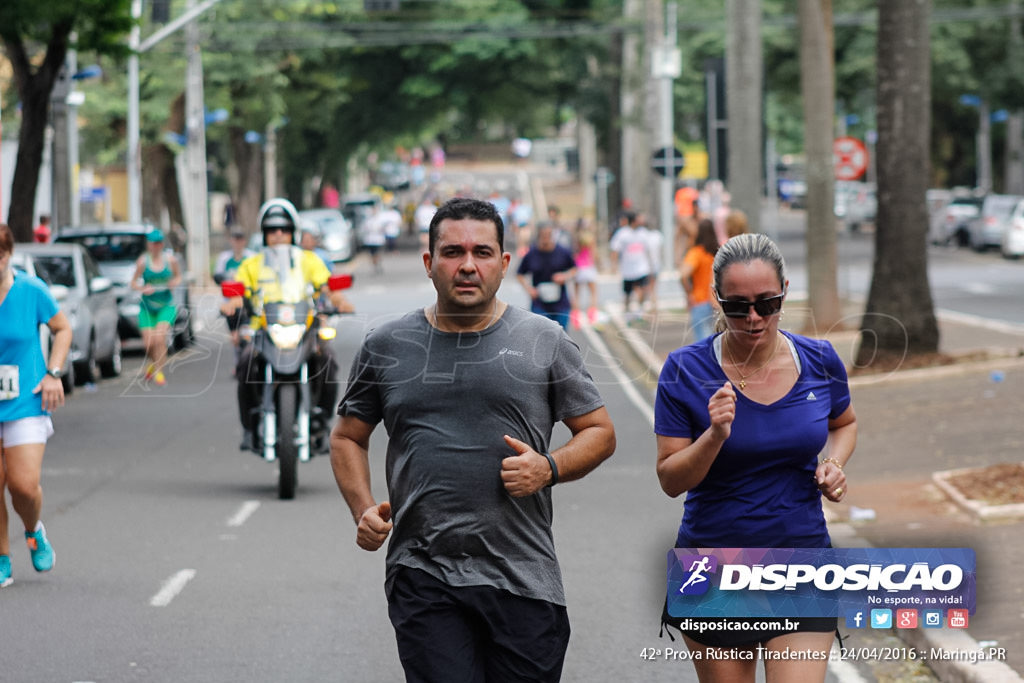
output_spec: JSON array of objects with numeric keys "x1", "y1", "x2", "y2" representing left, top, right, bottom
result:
[
  {"x1": 265, "y1": 226, "x2": 294, "y2": 234},
  {"x1": 716, "y1": 292, "x2": 785, "y2": 318}
]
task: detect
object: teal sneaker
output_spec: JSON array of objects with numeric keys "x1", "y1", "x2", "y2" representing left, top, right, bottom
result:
[
  {"x1": 25, "y1": 523, "x2": 55, "y2": 572},
  {"x1": 0, "y1": 555, "x2": 12, "y2": 587}
]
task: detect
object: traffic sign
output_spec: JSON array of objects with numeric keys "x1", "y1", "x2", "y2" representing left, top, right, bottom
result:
[
  {"x1": 652, "y1": 147, "x2": 685, "y2": 178},
  {"x1": 833, "y1": 136, "x2": 868, "y2": 181}
]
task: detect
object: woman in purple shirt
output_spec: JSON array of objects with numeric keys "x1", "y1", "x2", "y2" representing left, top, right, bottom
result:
[{"x1": 655, "y1": 233, "x2": 857, "y2": 682}]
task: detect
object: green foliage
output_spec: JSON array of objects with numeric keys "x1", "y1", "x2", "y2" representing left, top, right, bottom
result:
[
  {"x1": 14, "y1": 0, "x2": 1024, "y2": 208},
  {"x1": 0, "y1": 0, "x2": 131, "y2": 51}
]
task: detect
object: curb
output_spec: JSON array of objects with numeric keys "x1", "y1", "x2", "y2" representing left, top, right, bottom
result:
[
  {"x1": 932, "y1": 468, "x2": 1024, "y2": 522},
  {"x1": 599, "y1": 305, "x2": 1024, "y2": 683}
]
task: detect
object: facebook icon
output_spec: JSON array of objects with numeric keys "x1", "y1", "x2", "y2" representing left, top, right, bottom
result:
[{"x1": 845, "y1": 611, "x2": 866, "y2": 629}]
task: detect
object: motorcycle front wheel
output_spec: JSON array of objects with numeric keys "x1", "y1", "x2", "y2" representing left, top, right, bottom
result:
[{"x1": 277, "y1": 383, "x2": 299, "y2": 499}]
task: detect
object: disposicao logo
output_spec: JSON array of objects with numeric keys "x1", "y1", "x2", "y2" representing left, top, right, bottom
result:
[
  {"x1": 677, "y1": 554, "x2": 718, "y2": 596},
  {"x1": 666, "y1": 548, "x2": 976, "y2": 619}
]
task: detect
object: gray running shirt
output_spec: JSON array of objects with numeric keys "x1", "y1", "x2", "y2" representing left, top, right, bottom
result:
[{"x1": 339, "y1": 305, "x2": 605, "y2": 605}]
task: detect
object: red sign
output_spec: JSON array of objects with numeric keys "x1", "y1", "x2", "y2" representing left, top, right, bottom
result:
[{"x1": 833, "y1": 136, "x2": 868, "y2": 181}]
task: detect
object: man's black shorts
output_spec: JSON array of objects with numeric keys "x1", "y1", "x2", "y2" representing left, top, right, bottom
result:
[
  {"x1": 623, "y1": 275, "x2": 650, "y2": 295},
  {"x1": 388, "y1": 566, "x2": 570, "y2": 683}
]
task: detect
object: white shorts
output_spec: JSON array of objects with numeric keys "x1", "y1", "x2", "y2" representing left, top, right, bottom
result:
[
  {"x1": 0, "y1": 416, "x2": 55, "y2": 448},
  {"x1": 575, "y1": 265, "x2": 598, "y2": 284}
]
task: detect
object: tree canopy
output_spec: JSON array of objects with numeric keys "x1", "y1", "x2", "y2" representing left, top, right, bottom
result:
[{"x1": 1, "y1": 0, "x2": 132, "y2": 239}]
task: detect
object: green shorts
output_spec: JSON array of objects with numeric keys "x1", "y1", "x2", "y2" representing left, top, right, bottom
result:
[{"x1": 139, "y1": 305, "x2": 177, "y2": 330}]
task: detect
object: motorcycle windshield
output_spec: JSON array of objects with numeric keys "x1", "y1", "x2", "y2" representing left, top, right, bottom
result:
[{"x1": 257, "y1": 245, "x2": 314, "y2": 304}]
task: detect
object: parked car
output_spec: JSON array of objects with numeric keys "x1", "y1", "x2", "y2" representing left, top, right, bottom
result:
[
  {"x1": 55, "y1": 223, "x2": 193, "y2": 350},
  {"x1": 298, "y1": 209, "x2": 357, "y2": 263},
  {"x1": 10, "y1": 252, "x2": 77, "y2": 393},
  {"x1": 967, "y1": 194, "x2": 1024, "y2": 251},
  {"x1": 1000, "y1": 198, "x2": 1024, "y2": 259},
  {"x1": 372, "y1": 160, "x2": 411, "y2": 192},
  {"x1": 17, "y1": 243, "x2": 123, "y2": 385},
  {"x1": 834, "y1": 181, "x2": 876, "y2": 231},
  {"x1": 341, "y1": 193, "x2": 383, "y2": 247},
  {"x1": 926, "y1": 189, "x2": 953, "y2": 244},
  {"x1": 934, "y1": 195, "x2": 984, "y2": 246}
]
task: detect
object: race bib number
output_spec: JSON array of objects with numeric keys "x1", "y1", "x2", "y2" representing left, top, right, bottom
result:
[{"x1": 0, "y1": 365, "x2": 20, "y2": 401}]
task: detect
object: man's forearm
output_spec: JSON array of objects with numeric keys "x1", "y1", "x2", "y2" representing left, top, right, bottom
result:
[
  {"x1": 330, "y1": 436, "x2": 376, "y2": 524},
  {"x1": 551, "y1": 423, "x2": 615, "y2": 483}
]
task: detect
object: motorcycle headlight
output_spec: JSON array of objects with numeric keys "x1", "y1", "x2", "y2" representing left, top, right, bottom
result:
[{"x1": 267, "y1": 323, "x2": 305, "y2": 349}]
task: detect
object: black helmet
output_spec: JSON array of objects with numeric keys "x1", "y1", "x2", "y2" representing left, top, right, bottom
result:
[{"x1": 257, "y1": 198, "x2": 301, "y2": 245}]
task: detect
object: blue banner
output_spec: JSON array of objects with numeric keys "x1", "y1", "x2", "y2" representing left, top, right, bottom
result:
[{"x1": 667, "y1": 548, "x2": 975, "y2": 618}]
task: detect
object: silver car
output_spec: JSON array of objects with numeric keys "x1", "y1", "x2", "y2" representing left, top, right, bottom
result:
[
  {"x1": 967, "y1": 194, "x2": 1024, "y2": 251},
  {"x1": 299, "y1": 209, "x2": 357, "y2": 263},
  {"x1": 10, "y1": 251, "x2": 78, "y2": 393},
  {"x1": 16, "y1": 243, "x2": 123, "y2": 385}
]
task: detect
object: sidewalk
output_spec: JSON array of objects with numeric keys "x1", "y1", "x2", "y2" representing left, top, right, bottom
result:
[{"x1": 602, "y1": 299, "x2": 1024, "y2": 683}]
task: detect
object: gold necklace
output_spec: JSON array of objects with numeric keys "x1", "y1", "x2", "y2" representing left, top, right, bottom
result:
[
  {"x1": 431, "y1": 299, "x2": 500, "y2": 332},
  {"x1": 725, "y1": 333, "x2": 782, "y2": 390}
]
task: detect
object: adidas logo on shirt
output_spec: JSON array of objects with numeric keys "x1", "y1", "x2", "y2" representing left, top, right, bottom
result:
[{"x1": 806, "y1": 391, "x2": 817, "y2": 401}]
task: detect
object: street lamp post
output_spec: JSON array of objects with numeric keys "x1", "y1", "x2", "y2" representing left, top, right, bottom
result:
[
  {"x1": 652, "y1": 1, "x2": 679, "y2": 277},
  {"x1": 127, "y1": 0, "x2": 224, "y2": 282},
  {"x1": 185, "y1": 0, "x2": 210, "y2": 284},
  {"x1": 127, "y1": 0, "x2": 142, "y2": 223}
]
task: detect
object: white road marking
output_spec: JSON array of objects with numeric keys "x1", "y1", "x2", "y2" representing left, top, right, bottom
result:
[
  {"x1": 938, "y1": 307, "x2": 1024, "y2": 335},
  {"x1": 226, "y1": 500, "x2": 261, "y2": 527},
  {"x1": 149, "y1": 569, "x2": 196, "y2": 607},
  {"x1": 580, "y1": 324, "x2": 656, "y2": 426},
  {"x1": 961, "y1": 282, "x2": 996, "y2": 296}
]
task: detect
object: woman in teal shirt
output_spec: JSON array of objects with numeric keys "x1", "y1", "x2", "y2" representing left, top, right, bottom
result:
[
  {"x1": 131, "y1": 229, "x2": 182, "y2": 386},
  {"x1": 0, "y1": 223, "x2": 72, "y2": 587}
]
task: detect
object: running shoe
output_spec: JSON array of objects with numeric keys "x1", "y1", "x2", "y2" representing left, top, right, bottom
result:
[
  {"x1": 144, "y1": 364, "x2": 155, "y2": 380},
  {"x1": 0, "y1": 555, "x2": 12, "y2": 587},
  {"x1": 25, "y1": 523, "x2": 55, "y2": 572},
  {"x1": 570, "y1": 309, "x2": 582, "y2": 330},
  {"x1": 154, "y1": 371, "x2": 166, "y2": 386}
]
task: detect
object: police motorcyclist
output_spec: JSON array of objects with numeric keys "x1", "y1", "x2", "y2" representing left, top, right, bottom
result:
[{"x1": 228, "y1": 199, "x2": 354, "y2": 452}]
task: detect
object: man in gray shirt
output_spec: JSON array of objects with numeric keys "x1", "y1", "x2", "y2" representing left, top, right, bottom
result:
[{"x1": 331, "y1": 197, "x2": 615, "y2": 682}]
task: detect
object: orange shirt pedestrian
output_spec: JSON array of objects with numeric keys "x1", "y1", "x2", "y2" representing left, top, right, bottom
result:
[{"x1": 682, "y1": 245, "x2": 714, "y2": 305}]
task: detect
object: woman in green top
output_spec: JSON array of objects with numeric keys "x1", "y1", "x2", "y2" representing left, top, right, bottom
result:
[{"x1": 131, "y1": 229, "x2": 181, "y2": 386}]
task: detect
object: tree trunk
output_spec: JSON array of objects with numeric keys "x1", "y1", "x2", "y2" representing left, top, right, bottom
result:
[
  {"x1": 142, "y1": 93, "x2": 185, "y2": 228},
  {"x1": 726, "y1": 0, "x2": 763, "y2": 236},
  {"x1": 3, "y1": 27, "x2": 71, "y2": 241},
  {"x1": 798, "y1": 0, "x2": 841, "y2": 333},
  {"x1": 619, "y1": 0, "x2": 654, "y2": 219},
  {"x1": 857, "y1": 0, "x2": 938, "y2": 365},
  {"x1": 228, "y1": 124, "x2": 263, "y2": 237},
  {"x1": 606, "y1": 26, "x2": 624, "y2": 226}
]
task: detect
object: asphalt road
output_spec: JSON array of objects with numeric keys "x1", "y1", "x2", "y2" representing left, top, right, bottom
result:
[
  {"x1": 0, "y1": 247, "x2": 689, "y2": 682},
  {"x1": 6, "y1": 222, "x2": 1014, "y2": 682}
]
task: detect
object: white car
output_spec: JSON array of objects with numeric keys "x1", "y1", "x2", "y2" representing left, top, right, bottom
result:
[
  {"x1": 17, "y1": 243, "x2": 123, "y2": 385},
  {"x1": 1000, "y1": 198, "x2": 1024, "y2": 259},
  {"x1": 299, "y1": 209, "x2": 357, "y2": 263},
  {"x1": 10, "y1": 252, "x2": 77, "y2": 393},
  {"x1": 967, "y1": 194, "x2": 1024, "y2": 251}
]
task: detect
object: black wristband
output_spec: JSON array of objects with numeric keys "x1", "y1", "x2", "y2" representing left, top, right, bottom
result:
[{"x1": 541, "y1": 451, "x2": 559, "y2": 487}]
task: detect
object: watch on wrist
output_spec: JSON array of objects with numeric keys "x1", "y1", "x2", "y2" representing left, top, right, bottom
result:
[{"x1": 46, "y1": 367, "x2": 62, "y2": 379}]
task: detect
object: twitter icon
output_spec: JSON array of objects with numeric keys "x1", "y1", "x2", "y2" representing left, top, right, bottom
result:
[{"x1": 870, "y1": 609, "x2": 893, "y2": 629}]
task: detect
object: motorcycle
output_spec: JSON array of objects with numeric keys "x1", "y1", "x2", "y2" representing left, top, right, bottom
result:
[{"x1": 222, "y1": 248, "x2": 352, "y2": 499}]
